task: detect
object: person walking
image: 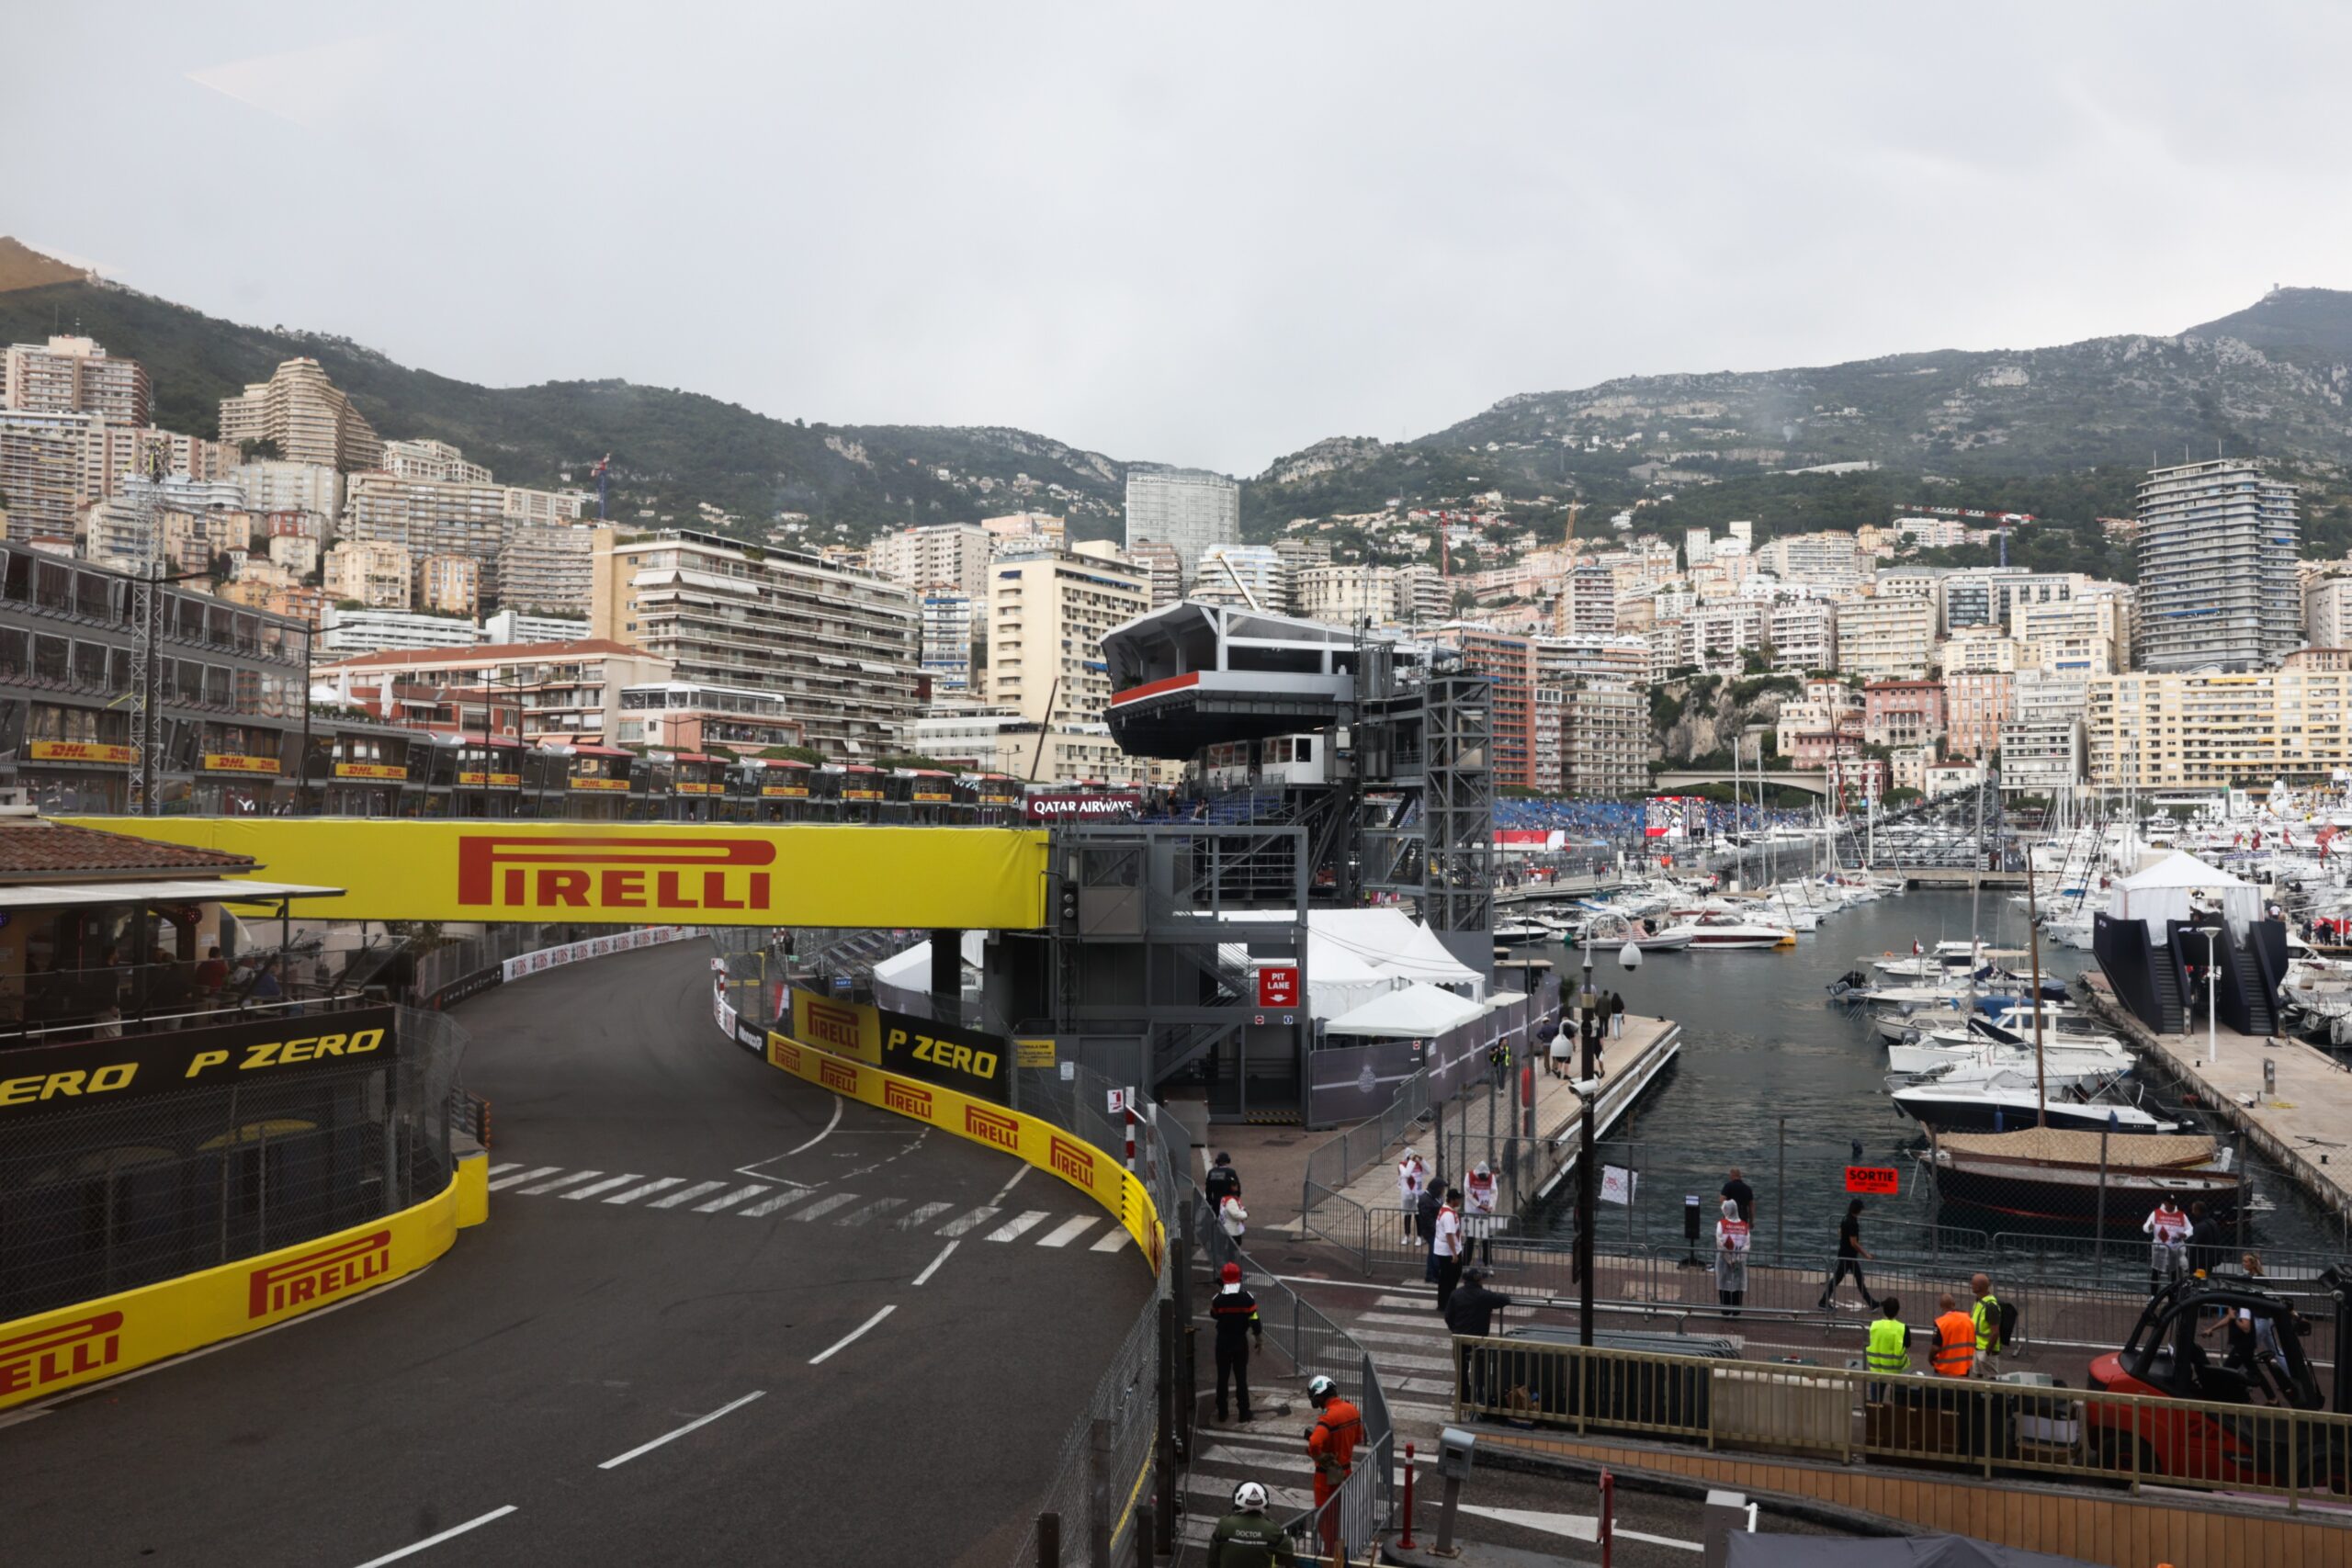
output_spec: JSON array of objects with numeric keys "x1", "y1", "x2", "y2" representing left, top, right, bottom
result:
[
  {"x1": 1210, "y1": 1261, "x2": 1264, "y2": 1425},
  {"x1": 1217, "y1": 1190, "x2": 1250, "y2": 1272},
  {"x1": 1464, "y1": 1160, "x2": 1498, "y2": 1267},
  {"x1": 1443, "y1": 1266, "x2": 1514, "y2": 1411},
  {"x1": 1304, "y1": 1375, "x2": 1363, "y2": 1562},
  {"x1": 1607, "y1": 987, "x2": 1625, "y2": 1040},
  {"x1": 1433, "y1": 1187, "x2": 1466, "y2": 1310},
  {"x1": 1205, "y1": 1150, "x2": 1242, "y2": 1212},
  {"x1": 1714, "y1": 1198, "x2": 1750, "y2": 1316},
  {"x1": 1819, "y1": 1199, "x2": 1881, "y2": 1311},
  {"x1": 1721, "y1": 1167, "x2": 1755, "y2": 1224},
  {"x1": 1547, "y1": 1024, "x2": 1574, "y2": 1081},
  {"x1": 1970, "y1": 1273, "x2": 2006, "y2": 1379},
  {"x1": 1397, "y1": 1147, "x2": 1429, "y2": 1246},
  {"x1": 1207, "y1": 1481, "x2": 1296, "y2": 1567},
  {"x1": 1930, "y1": 1292, "x2": 1977, "y2": 1379},
  {"x1": 1864, "y1": 1295, "x2": 1911, "y2": 1402},
  {"x1": 1416, "y1": 1182, "x2": 1442, "y2": 1281},
  {"x1": 2143, "y1": 1198, "x2": 2193, "y2": 1293}
]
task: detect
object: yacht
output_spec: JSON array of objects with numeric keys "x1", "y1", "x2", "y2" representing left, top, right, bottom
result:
[
  {"x1": 1890, "y1": 1071, "x2": 2179, "y2": 1134},
  {"x1": 1665, "y1": 911, "x2": 1797, "y2": 951}
]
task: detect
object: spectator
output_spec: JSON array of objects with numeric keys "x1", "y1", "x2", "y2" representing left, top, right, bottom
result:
[
  {"x1": 1721, "y1": 1167, "x2": 1755, "y2": 1224},
  {"x1": 1819, "y1": 1198, "x2": 1880, "y2": 1312},
  {"x1": 1396, "y1": 1147, "x2": 1428, "y2": 1247},
  {"x1": 1715, "y1": 1199, "x2": 1750, "y2": 1316},
  {"x1": 195, "y1": 945, "x2": 230, "y2": 998},
  {"x1": 1443, "y1": 1267, "x2": 1514, "y2": 1411},
  {"x1": 1432, "y1": 1187, "x2": 1466, "y2": 1310},
  {"x1": 1216, "y1": 1191, "x2": 1249, "y2": 1270},
  {"x1": 249, "y1": 959, "x2": 284, "y2": 1002},
  {"x1": 1205, "y1": 1151, "x2": 1242, "y2": 1212},
  {"x1": 1607, "y1": 988, "x2": 1625, "y2": 1039},
  {"x1": 1416, "y1": 1182, "x2": 1442, "y2": 1281}
]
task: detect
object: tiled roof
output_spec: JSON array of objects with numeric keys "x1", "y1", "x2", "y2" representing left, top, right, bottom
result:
[{"x1": 0, "y1": 821, "x2": 256, "y2": 882}]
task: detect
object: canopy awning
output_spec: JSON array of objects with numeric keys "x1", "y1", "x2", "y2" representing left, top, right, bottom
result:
[
  {"x1": 0, "y1": 878, "x2": 345, "y2": 910},
  {"x1": 1325, "y1": 982, "x2": 1487, "y2": 1039}
]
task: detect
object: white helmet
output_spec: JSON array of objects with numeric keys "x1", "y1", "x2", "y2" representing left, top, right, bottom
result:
[
  {"x1": 1475, "y1": 1162, "x2": 1490, "y2": 1178},
  {"x1": 1232, "y1": 1481, "x2": 1269, "y2": 1512},
  {"x1": 1306, "y1": 1374, "x2": 1337, "y2": 1403}
]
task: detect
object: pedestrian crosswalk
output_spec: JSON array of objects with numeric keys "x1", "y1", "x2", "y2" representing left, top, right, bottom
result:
[{"x1": 481, "y1": 1162, "x2": 1135, "y2": 1253}]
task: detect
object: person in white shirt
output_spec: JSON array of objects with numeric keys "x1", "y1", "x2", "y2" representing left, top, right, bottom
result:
[
  {"x1": 1432, "y1": 1187, "x2": 1466, "y2": 1310},
  {"x1": 1397, "y1": 1149, "x2": 1428, "y2": 1245},
  {"x1": 1715, "y1": 1198, "x2": 1751, "y2": 1317},
  {"x1": 1217, "y1": 1192, "x2": 1250, "y2": 1270},
  {"x1": 1464, "y1": 1161, "x2": 1498, "y2": 1267},
  {"x1": 2143, "y1": 1198, "x2": 2193, "y2": 1293}
]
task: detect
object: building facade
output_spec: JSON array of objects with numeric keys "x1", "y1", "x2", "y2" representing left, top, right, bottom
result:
[
  {"x1": 217, "y1": 359, "x2": 382, "y2": 472},
  {"x1": 1835, "y1": 593, "x2": 1936, "y2": 681},
  {"x1": 2084, "y1": 652, "x2": 2352, "y2": 790},
  {"x1": 988, "y1": 545, "x2": 1151, "y2": 729},
  {"x1": 322, "y1": 639, "x2": 674, "y2": 743},
  {"x1": 1124, "y1": 465, "x2": 1240, "y2": 581},
  {"x1": 4, "y1": 336, "x2": 149, "y2": 426},
  {"x1": 2133, "y1": 459, "x2": 2301, "y2": 672}
]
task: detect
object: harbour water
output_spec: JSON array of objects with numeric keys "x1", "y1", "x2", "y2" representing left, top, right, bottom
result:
[{"x1": 1521, "y1": 886, "x2": 2339, "y2": 1263}]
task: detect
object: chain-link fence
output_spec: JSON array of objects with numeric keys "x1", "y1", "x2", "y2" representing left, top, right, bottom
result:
[{"x1": 0, "y1": 1001, "x2": 467, "y2": 1321}]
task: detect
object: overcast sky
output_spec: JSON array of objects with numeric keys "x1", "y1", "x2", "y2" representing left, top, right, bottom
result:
[{"x1": 8, "y1": 5, "x2": 2350, "y2": 476}]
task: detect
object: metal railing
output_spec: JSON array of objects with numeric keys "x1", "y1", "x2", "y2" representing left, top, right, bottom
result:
[{"x1": 1453, "y1": 1335, "x2": 2352, "y2": 1510}]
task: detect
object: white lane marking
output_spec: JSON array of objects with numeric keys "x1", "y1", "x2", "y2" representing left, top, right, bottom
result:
[
  {"x1": 780, "y1": 1096, "x2": 843, "y2": 1158},
  {"x1": 1035, "y1": 1216, "x2": 1102, "y2": 1248},
  {"x1": 1090, "y1": 1228, "x2": 1134, "y2": 1254},
  {"x1": 989, "y1": 1164, "x2": 1031, "y2": 1204},
  {"x1": 786, "y1": 1192, "x2": 861, "y2": 1223},
  {"x1": 486, "y1": 1162, "x2": 523, "y2": 1177},
  {"x1": 694, "y1": 1184, "x2": 772, "y2": 1213},
  {"x1": 934, "y1": 1206, "x2": 1000, "y2": 1237},
  {"x1": 984, "y1": 1210, "x2": 1049, "y2": 1243},
  {"x1": 488, "y1": 1166, "x2": 559, "y2": 1191},
  {"x1": 913, "y1": 1239, "x2": 958, "y2": 1286},
  {"x1": 1454, "y1": 1503, "x2": 1700, "y2": 1552},
  {"x1": 737, "y1": 1187, "x2": 816, "y2": 1217},
  {"x1": 518, "y1": 1170, "x2": 603, "y2": 1196},
  {"x1": 561, "y1": 1173, "x2": 644, "y2": 1201},
  {"x1": 895, "y1": 1201, "x2": 956, "y2": 1230},
  {"x1": 604, "y1": 1177, "x2": 687, "y2": 1205},
  {"x1": 595, "y1": 1391, "x2": 767, "y2": 1471},
  {"x1": 832, "y1": 1197, "x2": 907, "y2": 1227},
  {"x1": 350, "y1": 1505, "x2": 518, "y2": 1567},
  {"x1": 808, "y1": 1303, "x2": 896, "y2": 1365},
  {"x1": 650, "y1": 1180, "x2": 729, "y2": 1209}
]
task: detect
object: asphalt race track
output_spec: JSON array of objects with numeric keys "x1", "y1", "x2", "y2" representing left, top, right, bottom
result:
[{"x1": 1, "y1": 944, "x2": 1148, "y2": 1567}]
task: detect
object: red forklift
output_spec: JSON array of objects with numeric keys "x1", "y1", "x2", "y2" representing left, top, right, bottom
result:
[{"x1": 2085, "y1": 1268, "x2": 2349, "y2": 1490}]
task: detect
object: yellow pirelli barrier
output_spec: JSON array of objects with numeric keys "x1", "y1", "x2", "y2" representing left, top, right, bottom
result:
[
  {"x1": 0, "y1": 1177, "x2": 460, "y2": 1412},
  {"x1": 764, "y1": 1029, "x2": 1165, "y2": 1273},
  {"x1": 62, "y1": 818, "x2": 1051, "y2": 931}
]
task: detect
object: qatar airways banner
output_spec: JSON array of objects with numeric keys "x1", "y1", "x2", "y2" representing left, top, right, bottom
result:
[{"x1": 1023, "y1": 793, "x2": 1142, "y2": 822}]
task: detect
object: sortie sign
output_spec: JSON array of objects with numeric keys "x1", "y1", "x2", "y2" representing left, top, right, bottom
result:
[{"x1": 1844, "y1": 1166, "x2": 1900, "y2": 1196}]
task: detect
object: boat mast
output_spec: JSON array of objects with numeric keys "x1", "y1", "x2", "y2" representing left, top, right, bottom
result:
[{"x1": 2025, "y1": 833, "x2": 2048, "y2": 1122}]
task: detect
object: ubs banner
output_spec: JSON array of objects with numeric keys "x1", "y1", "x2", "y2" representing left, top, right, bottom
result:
[
  {"x1": 782, "y1": 987, "x2": 1011, "y2": 1102},
  {"x1": 0, "y1": 1007, "x2": 400, "y2": 1122}
]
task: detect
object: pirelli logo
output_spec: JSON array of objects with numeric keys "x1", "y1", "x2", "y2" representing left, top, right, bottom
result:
[
  {"x1": 883, "y1": 1080, "x2": 933, "y2": 1118},
  {"x1": 819, "y1": 1057, "x2": 859, "y2": 1095},
  {"x1": 1049, "y1": 1134, "x2": 1094, "y2": 1188},
  {"x1": 766, "y1": 1034, "x2": 801, "y2": 1074},
  {"x1": 456, "y1": 835, "x2": 775, "y2": 913},
  {"x1": 0, "y1": 1312, "x2": 122, "y2": 1395},
  {"x1": 965, "y1": 1105, "x2": 1021, "y2": 1153},
  {"x1": 249, "y1": 1231, "x2": 391, "y2": 1318},
  {"x1": 803, "y1": 999, "x2": 863, "y2": 1054}
]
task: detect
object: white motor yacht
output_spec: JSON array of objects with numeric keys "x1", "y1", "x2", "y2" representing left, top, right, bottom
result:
[{"x1": 1663, "y1": 911, "x2": 1796, "y2": 950}]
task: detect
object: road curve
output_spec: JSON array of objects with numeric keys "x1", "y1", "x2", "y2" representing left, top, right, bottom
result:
[{"x1": 1, "y1": 943, "x2": 1148, "y2": 1567}]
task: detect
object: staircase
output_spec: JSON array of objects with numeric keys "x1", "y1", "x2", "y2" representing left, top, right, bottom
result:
[
  {"x1": 2151, "y1": 938, "x2": 2188, "y2": 1035},
  {"x1": 2224, "y1": 930, "x2": 2278, "y2": 1038}
]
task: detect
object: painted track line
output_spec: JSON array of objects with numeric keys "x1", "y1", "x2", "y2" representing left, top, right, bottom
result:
[
  {"x1": 781, "y1": 1096, "x2": 843, "y2": 1157},
  {"x1": 737, "y1": 1187, "x2": 817, "y2": 1218},
  {"x1": 984, "y1": 1210, "x2": 1049, "y2": 1243},
  {"x1": 650, "y1": 1180, "x2": 729, "y2": 1209},
  {"x1": 895, "y1": 1201, "x2": 956, "y2": 1230},
  {"x1": 604, "y1": 1177, "x2": 687, "y2": 1205},
  {"x1": 693, "y1": 1184, "x2": 772, "y2": 1213},
  {"x1": 808, "y1": 1304, "x2": 896, "y2": 1365},
  {"x1": 485, "y1": 1162, "x2": 522, "y2": 1176},
  {"x1": 913, "y1": 1239, "x2": 957, "y2": 1286},
  {"x1": 561, "y1": 1173, "x2": 645, "y2": 1201},
  {"x1": 1035, "y1": 1216, "x2": 1102, "y2": 1248},
  {"x1": 350, "y1": 1505, "x2": 517, "y2": 1566},
  {"x1": 786, "y1": 1192, "x2": 861, "y2": 1223},
  {"x1": 934, "y1": 1205, "x2": 1000, "y2": 1237},
  {"x1": 831, "y1": 1197, "x2": 907, "y2": 1227},
  {"x1": 1091, "y1": 1228, "x2": 1134, "y2": 1253},
  {"x1": 488, "y1": 1165, "x2": 559, "y2": 1191},
  {"x1": 596, "y1": 1391, "x2": 766, "y2": 1471},
  {"x1": 989, "y1": 1163, "x2": 1031, "y2": 1203},
  {"x1": 518, "y1": 1170, "x2": 604, "y2": 1196}
]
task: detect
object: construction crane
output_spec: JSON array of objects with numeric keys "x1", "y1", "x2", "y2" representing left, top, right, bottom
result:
[{"x1": 593, "y1": 453, "x2": 612, "y2": 521}]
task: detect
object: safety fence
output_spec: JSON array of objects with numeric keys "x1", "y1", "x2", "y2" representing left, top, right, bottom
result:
[
  {"x1": 408, "y1": 919, "x2": 690, "y2": 1010},
  {"x1": 0, "y1": 1002, "x2": 468, "y2": 1322},
  {"x1": 1452, "y1": 1335, "x2": 2352, "y2": 1511}
]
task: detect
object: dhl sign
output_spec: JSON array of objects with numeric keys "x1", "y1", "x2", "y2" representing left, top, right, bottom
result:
[
  {"x1": 202, "y1": 753, "x2": 282, "y2": 775},
  {"x1": 760, "y1": 784, "x2": 809, "y2": 799},
  {"x1": 334, "y1": 762, "x2": 409, "y2": 782},
  {"x1": 458, "y1": 772, "x2": 523, "y2": 788},
  {"x1": 678, "y1": 782, "x2": 721, "y2": 795},
  {"x1": 0, "y1": 1179, "x2": 459, "y2": 1411},
  {"x1": 28, "y1": 741, "x2": 135, "y2": 765},
  {"x1": 570, "y1": 777, "x2": 628, "y2": 792},
  {"x1": 912, "y1": 791, "x2": 952, "y2": 804},
  {"x1": 761, "y1": 1021, "x2": 1161, "y2": 1274},
  {"x1": 248, "y1": 1231, "x2": 390, "y2": 1318},
  {"x1": 57, "y1": 819, "x2": 1051, "y2": 930}
]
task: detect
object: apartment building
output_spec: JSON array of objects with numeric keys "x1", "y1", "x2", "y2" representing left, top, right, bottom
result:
[
  {"x1": 323, "y1": 541, "x2": 414, "y2": 610},
  {"x1": 1124, "y1": 465, "x2": 1239, "y2": 581},
  {"x1": 2134, "y1": 459, "x2": 2301, "y2": 672},
  {"x1": 1940, "y1": 569, "x2": 2083, "y2": 633},
  {"x1": 1756, "y1": 530, "x2": 1862, "y2": 588},
  {"x1": 0, "y1": 410, "x2": 96, "y2": 539},
  {"x1": 322, "y1": 639, "x2": 673, "y2": 741},
  {"x1": 1677, "y1": 598, "x2": 1768, "y2": 671},
  {"x1": 379, "y1": 438, "x2": 491, "y2": 485},
  {"x1": 1443, "y1": 626, "x2": 1537, "y2": 788},
  {"x1": 230, "y1": 458, "x2": 345, "y2": 526},
  {"x1": 1559, "y1": 681, "x2": 1646, "y2": 796},
  {"x1": 1863, "y1": 680, "x2": 1947, "y2": 750},
  {"x1": 1769, "y1": 598, "x2": 1837, "y2": 672},
  {"x1": 341, "y1": 470, "x2": 511, "y2": 593},
  {"x1": 920, "y1": 589, "x2": 979, "y2": 699},
  {"x1": 84, "y1": 423, "x2": 236, "y2": 493},
  {"x1": 218, "y1": 359, "x2": 382, "y2": 472},
  {"x1": 4, "y1": 336, "x2": 149, "y2": 426},
  {"x1": 2085, "y1": 651, "x2": 2352, "y2": 790},
  {"x1": 868, "y1": 521, "x2": 992, "y2": 600},
  {"x1": 1835, "y1": 593, "x2": 1936, "y2": 681},
  {"x1": 614, "y1": 681, "x2": 807, "y2": 756},
  {"x1": 500, "y1": 523, "x2": 596, "y2": 615},
  {"x1": 2015, "y1": 591, "x2": 2132, "y2": 676},
  {"x1": 1296, "y1": 563, "x2": 1398, "y2": 627},
  {"x1": 1942, "y1": 668, "x2": 2014, "y2": 761},
  {"x1": 482, "y1": 609, "x2": 590, "y2": 645},
  {"x1": 1776, "y1": 680, "x2": 1865, "y2": 770},
  {"x1": 418, "y1": 553, "x2": 481, "y2": 616},
  {"x1": 1193, "y1": 544, "x2": 1289, "y2": 613},
  {"x1": 1940, "y1": 626, "x2": 2018, "y2": 673},
  {"x1": 1128, "y1": 541, "x2": 1184, "y2": 609},
  {"x1": 1560, "y1": 562, "x2": 1618, "y2": 636},
  {"x1": 217, "y1": 577, "x2": 329, "y2": 628},
  {"x1": 903, "y1": 707, "x2": 1153, "y2": 786},
  {"x1": 590, "y1": 526, "x2": 919, "y2": 756},
  {"x1": 1394, "y1": 563, "x2": 1450, "y2": 626},
  {"x1": 319, "y1": 607, "x2": 480, "y2": 656},
  {"x1": 988, "y1": 544, "x2": 1150, "y2": 729}
]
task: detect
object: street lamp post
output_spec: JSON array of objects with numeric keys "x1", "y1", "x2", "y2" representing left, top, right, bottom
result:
[{"x1": 2199, "y1": 924, "x2": 2222, "y2": 1067}]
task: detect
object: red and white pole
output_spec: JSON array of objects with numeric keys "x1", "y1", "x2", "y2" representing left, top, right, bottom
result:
[
  {"x1": 1600, "y1": 1468, "x2": 1615, "y2": 1568},
  {"x1": 1123, "y1": 1092, "x2": 1136, "y2": 1173},
  {"x1": 1398, "y1": 1443, "x2": 1418, "y2": 1550}
]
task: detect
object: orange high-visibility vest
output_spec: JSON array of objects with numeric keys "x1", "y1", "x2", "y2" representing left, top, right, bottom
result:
[{"x1": 1932, "y1": 1311, "x2": 1977, "y2": 1377}]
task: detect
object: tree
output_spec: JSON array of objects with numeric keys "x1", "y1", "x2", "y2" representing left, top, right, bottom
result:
[
  {"x1": 758, "y1": 743, "x2": 823, "y2": 763},
  {"x1": 1883, "y1": 785, "x2": 1924, "y2": 807},
  {"x1": 238, "y1": 437, "x2": 283, "y2": 462}
]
